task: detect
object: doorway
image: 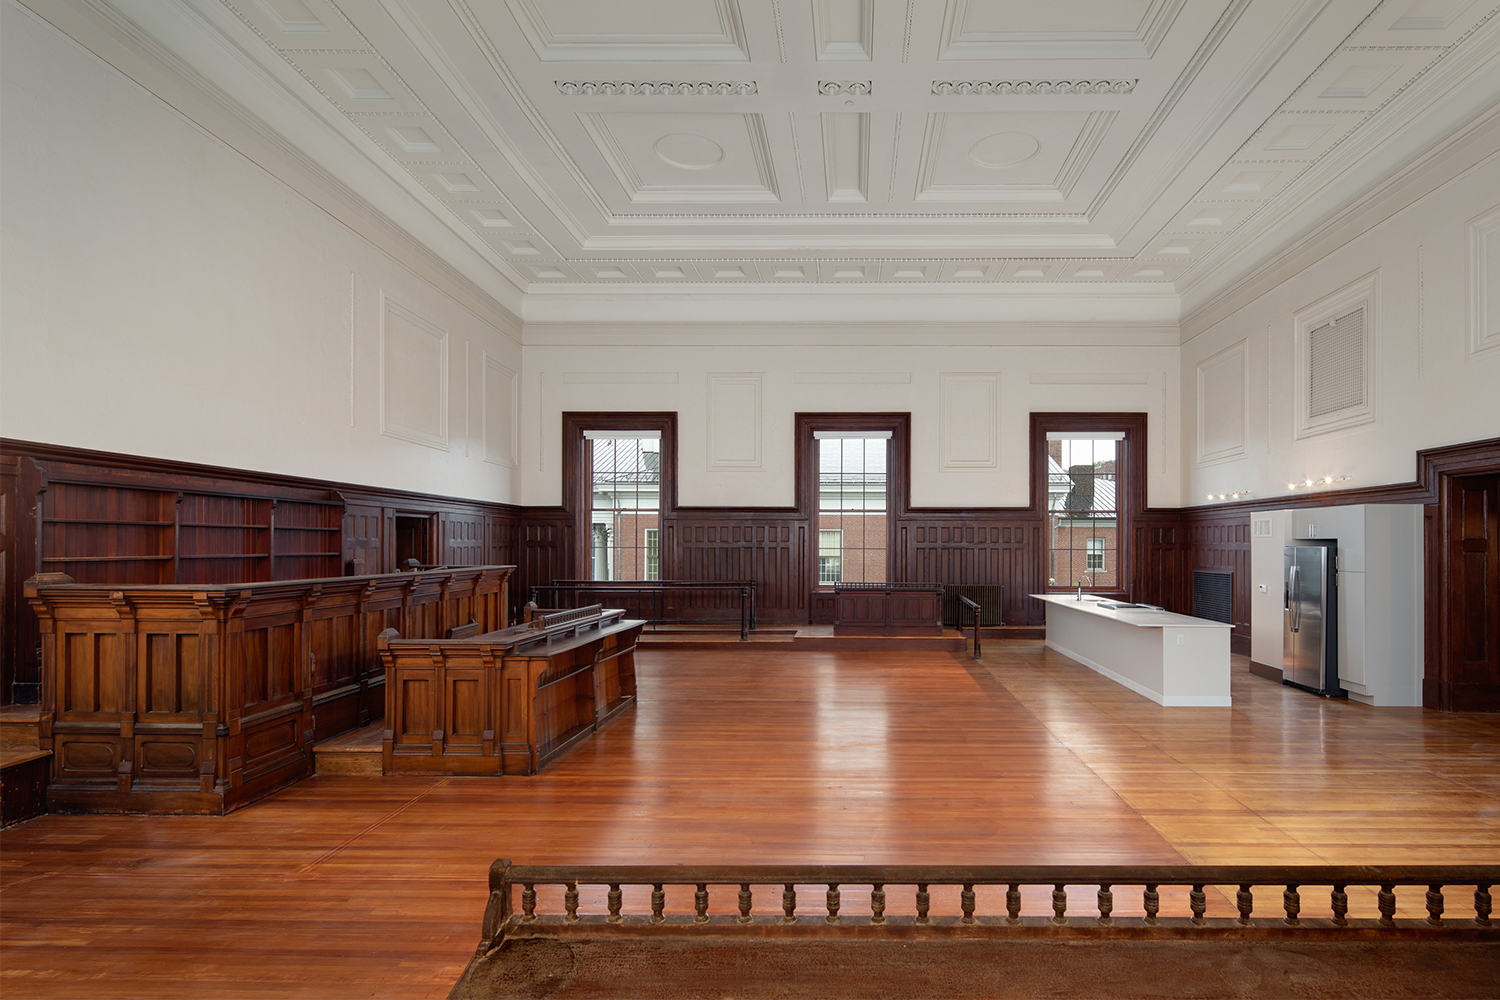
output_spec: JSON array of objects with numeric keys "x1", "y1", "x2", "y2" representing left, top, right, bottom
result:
[{"x1": 395, "y1": 514, "x2": 433, "y2": 569}]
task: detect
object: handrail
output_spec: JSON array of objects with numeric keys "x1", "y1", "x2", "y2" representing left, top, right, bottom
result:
[
  {"x1": 533, "y1": 581, "x2": 756, "y2": 640},
  {"x1": 957, "y1": 595, "x2": 981, "y2": 659},
  {"x1": 476, "y1": 861, "x2": 1498, "y2": 951}
]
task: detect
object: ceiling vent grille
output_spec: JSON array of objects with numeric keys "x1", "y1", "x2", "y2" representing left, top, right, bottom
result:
[{"x1": 1308, "y1": 307, "x2": 1365, "y2": 418}]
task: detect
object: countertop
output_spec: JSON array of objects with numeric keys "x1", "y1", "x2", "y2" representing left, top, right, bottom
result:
[{"x1": 1031, "y1": 594, "x2": 1232, "y2": 629}]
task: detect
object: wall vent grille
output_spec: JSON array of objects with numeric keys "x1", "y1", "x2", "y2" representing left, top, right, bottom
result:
[
  {"x1": 1192, "y1": 570, "x2": 1233, "y2": 625},
  {"x1": 1308, "y1": 307, "x2": 1365, "y2": 417},
  {"x1": 1253, "y1": 518, "x2": 1272, "y2": 537}
]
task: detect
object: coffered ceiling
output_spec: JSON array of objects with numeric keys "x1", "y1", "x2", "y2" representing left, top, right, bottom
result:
[{"x1": 80, "y1": 0, "x2": 1500, "y2": 313}]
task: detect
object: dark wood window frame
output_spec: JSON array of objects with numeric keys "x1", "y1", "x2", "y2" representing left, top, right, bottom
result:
[
  {"x1": 1031, "y1": 412, "x2": 1146, "y2": 598},
  {"x1": 796, "y1": 412, "x2": 911, "y2": 593},
  {"x1": 562, "y1": 412, "x2": 678, "y2": 581}
]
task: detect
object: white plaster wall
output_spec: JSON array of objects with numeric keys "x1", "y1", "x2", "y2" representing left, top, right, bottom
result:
[
  {"x1": 520, "y1": 331, "x2": 1181, "y2": 509},
  {"x1": 0, "y1": 5, "x2": 522, "y2": 503},
  {"x1": 1181, "y1": 150, "x2": 1500, "y2": 507}
]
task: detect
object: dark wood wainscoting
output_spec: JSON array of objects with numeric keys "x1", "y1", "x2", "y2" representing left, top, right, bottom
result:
[
  {"x1": 1, "y1": 441, "x2": 528, "y2": 703},
  {"x1": 7, "y1": 435, "x2": 1498, "y2": 710}
]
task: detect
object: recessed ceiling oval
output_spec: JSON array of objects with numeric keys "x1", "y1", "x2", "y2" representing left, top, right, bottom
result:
[
  {"x1": 654, "y1": 133, "x2": 725, "y2": 170},
  {"x1": 969, "y1": 132, "x2": 1040, "y2": 169}
]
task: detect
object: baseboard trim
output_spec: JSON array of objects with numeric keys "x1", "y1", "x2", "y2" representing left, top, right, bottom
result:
[{"x1": 1248, "y1": 660, "x2": 1283, "y2": 682}]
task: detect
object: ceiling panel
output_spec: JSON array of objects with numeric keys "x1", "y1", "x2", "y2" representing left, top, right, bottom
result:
[{"x1": 148, "y1": 0, "x2": 1500, "y2": 295}]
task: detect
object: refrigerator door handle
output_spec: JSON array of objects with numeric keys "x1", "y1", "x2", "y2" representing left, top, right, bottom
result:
[{"x1": 1289, "y1": 564, "x2": 1301, "y2": 633}]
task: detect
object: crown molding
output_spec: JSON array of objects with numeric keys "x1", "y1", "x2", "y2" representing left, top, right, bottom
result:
[
  {"x1": 520, "y1": 283, "x2": 1181, "y2": 327},
  {"x1": 520, "y1": 320, "x2": 1181, "y2": 350},
  {"x1": 18, "y1": 0, "x2": 525, "y2": 338}
]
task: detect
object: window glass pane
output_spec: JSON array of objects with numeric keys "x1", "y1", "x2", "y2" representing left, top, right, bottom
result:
[
  {"x1": 817, "y1": 436, "x2": 887, "y2": 583},
  {"x1": 1046, "y1": 436, "x2": 1118, "y2": 588},
  {"x1": 589, "y1": 435, "x2": 661, "y2": 581}
]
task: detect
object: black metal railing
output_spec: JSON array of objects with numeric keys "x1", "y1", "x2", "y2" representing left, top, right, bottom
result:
[
  {"x1": 531, "y1": 580, "x2": 756, "y2": 640},
  {"x1": 477, "y1": 862, "x2": 1498, "y2": 951},
  {"x1": 957, "y1": 595, "x2": 981, "y2": 659}
]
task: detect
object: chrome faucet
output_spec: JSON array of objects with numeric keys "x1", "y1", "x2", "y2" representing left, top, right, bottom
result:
[{"x1": 1077, "y1": 579, "x2": 1083, "y2": 601}]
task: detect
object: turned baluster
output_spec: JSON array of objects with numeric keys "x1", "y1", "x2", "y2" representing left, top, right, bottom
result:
[
  {"x1": 564, "y1": 882, "x2": 579, "y2": 924},
  {"x1": 695, "y1": 884, "x2": 709, "y2": 924},
  {"x1": 1143, "y1": 885, "x2": 1159, "y2": 925},
  {"x1": 1330, "y1": 885, "x2": 1348, "y2": 926},
  {"x1": 650, "y1": 884, "x2": 665, "y2": 924},
  {"x1": 871, "y1": 884, "x2": 886, "y2": 924},
  {"x1": 961, "y1": 884, "x2": 976, "y2": 924},
  {"x1": 1377, "y1": 884, "x2": 1396, "y2": 927},
  {"x1": 1006, "y1": 884, "x2": 1022, "y2": 925},
  {"x1": 603, "y1": 884, "x2": 622, "y2": 923},
  {"x1": 1190, "y1": 884, "x2": 1207, "y2": 925},
  {"x1": 782, "y1": 884, "x2": 797, "y2": 924},
  {"x1": 1097, "y1": 884, "x2": 1113, "y2": 925},
  {"x1": 1051, "y1": 884, "x2": 1067, "y2": 925},
  {"x1": 826, "y1": 884, "x2": 842, "y2": 924},
  {"x1": 738, "y1": 884, "x2": 753, "y2": 924},
  {"x1": 1236, "y1": 884, "x2": 1254, "y2": 925},
  {"x1": 1283, "y1": 885, "x2": 1300, "y2": 926},
  {"x1": 521, "y1": 884, "x2": 537, "y2": 923},
  {"x1": 1426, "y1": 884, "x2": 1444, "y2": 926},
  {"x1": 1475, "y1": 884, "x2": 1492, "y2": 926},
  {"x1": 915, "y1": 884, "x2": 931, "y2": 924}
]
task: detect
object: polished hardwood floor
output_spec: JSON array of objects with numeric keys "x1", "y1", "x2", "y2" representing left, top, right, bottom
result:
[{"x1": 3, "y1": 642, "x2": 1499, "y2": 999}]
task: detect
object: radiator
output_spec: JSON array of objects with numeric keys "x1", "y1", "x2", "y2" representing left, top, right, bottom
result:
[
  {"x1": 1192, "y1": 570, "x2": 1233, "y2": 624},
  {"x1": 942, "y1": 585, "x2": 1004, "y2": 627}
]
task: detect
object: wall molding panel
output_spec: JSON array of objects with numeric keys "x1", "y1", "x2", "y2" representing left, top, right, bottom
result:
[
  {"x1": 1196, "y1": 339, "x2": 1248, "y2": 465},
  {"x1": 483, "y1": 353, "x2": 519, "y2": 468},
  {"x1": 379, "y1": 294, "x2": 449, "y2": 450},
  {"x1": 708, "y1": 373, "x2": 764, "y2": 468},
  {"x1": 1469, "y1": 203, "x2": 1500, "y2": 359},
  {"x1": 939, "y1": 373, "x2": 999, "y2": 469}
]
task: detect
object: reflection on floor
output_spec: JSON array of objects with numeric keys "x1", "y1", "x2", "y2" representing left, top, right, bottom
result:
[{"x1": 3, "y1": 642, "x2": 1498, "y2": 999}]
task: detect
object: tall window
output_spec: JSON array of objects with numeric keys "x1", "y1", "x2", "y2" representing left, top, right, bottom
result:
[
  {"x1": 1033, "y1": 414, "x2": 1144, "y2": 595},
  {"x1": 588, "y1": 432, "x2": 660, "y2": 581},
  {"x1": 816, "y1": 432, "x2": 890, "y2": 584},
  {"x1": 564, "y1": 413, "x2": 676, "y2": 583},
  {"x1": 1046, "y1": 434, "x2": 1120, "y2": 589}
]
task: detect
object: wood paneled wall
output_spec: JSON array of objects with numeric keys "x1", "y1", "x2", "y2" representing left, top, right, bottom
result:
[
  {"x1": 1, "y1": 441, "x2": 527, "y2": 703},
  {"x1": 6, "y1": 434, "x2": 1498, "y2": 710}
]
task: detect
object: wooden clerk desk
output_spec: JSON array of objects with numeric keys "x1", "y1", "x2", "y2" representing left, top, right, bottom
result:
[{"x1": 378, "y1": 605, "x2": 644, "y2": 776}]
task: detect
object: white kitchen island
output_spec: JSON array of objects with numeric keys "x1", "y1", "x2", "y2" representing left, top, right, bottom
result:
[{"x1": 1032, "y1": 595, "x2": 1233, "y2": 707}]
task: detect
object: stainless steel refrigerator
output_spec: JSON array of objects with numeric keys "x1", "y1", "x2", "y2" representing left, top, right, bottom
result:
[{"x1": 1283, "y1": 538, "x2": 1343, "y2": 697}]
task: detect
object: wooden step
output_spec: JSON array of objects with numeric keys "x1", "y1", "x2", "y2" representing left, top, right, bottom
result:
[
  {"x1": 313, "y1": 722, "x2": 384, "y2": 776},
  {"x1": 0, "y1": 704, "x2": 42, "y2": 750}
]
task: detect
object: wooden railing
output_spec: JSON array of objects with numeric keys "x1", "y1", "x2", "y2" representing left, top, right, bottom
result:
[
  {"x1": 476, "y1": 862, "x2": 1498, "y2": 951},
  {"x1": 531, "y1": 580, "x2": 756, "y2": 639},
  {"x1": 24, "y1": 565, "x2": 512, "y2": 813},
  {"x1": 956, "y1": 595, "x2": 981, "y2": 659}
]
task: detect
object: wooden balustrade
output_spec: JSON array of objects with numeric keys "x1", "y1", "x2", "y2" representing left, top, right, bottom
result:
[
  {"x1": 476, "y1": 862, "x2": 1499, "y2": 952},
  {"x1": 23, "y1": 566, "x2": 511, "y2": 814},
  {"x1": 379, "y1": 605, "x2": 644, "y2": 776}
]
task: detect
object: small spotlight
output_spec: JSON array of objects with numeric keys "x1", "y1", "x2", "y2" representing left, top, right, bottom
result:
[
  {"x1": 1288, "y1": 483, "x2": 1297, "y2": 490},
  {"x1": 1323, "y1": 476, "x2": 1333, "y2": 484},
  {"x1": 1305, "y1": 479, "x2": 1314, "y2": 487}
]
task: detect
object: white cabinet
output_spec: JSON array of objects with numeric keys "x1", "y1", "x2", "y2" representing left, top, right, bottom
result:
[{"x1": 1250, "y1": 504, "x2": 1422, "y2": 706}]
